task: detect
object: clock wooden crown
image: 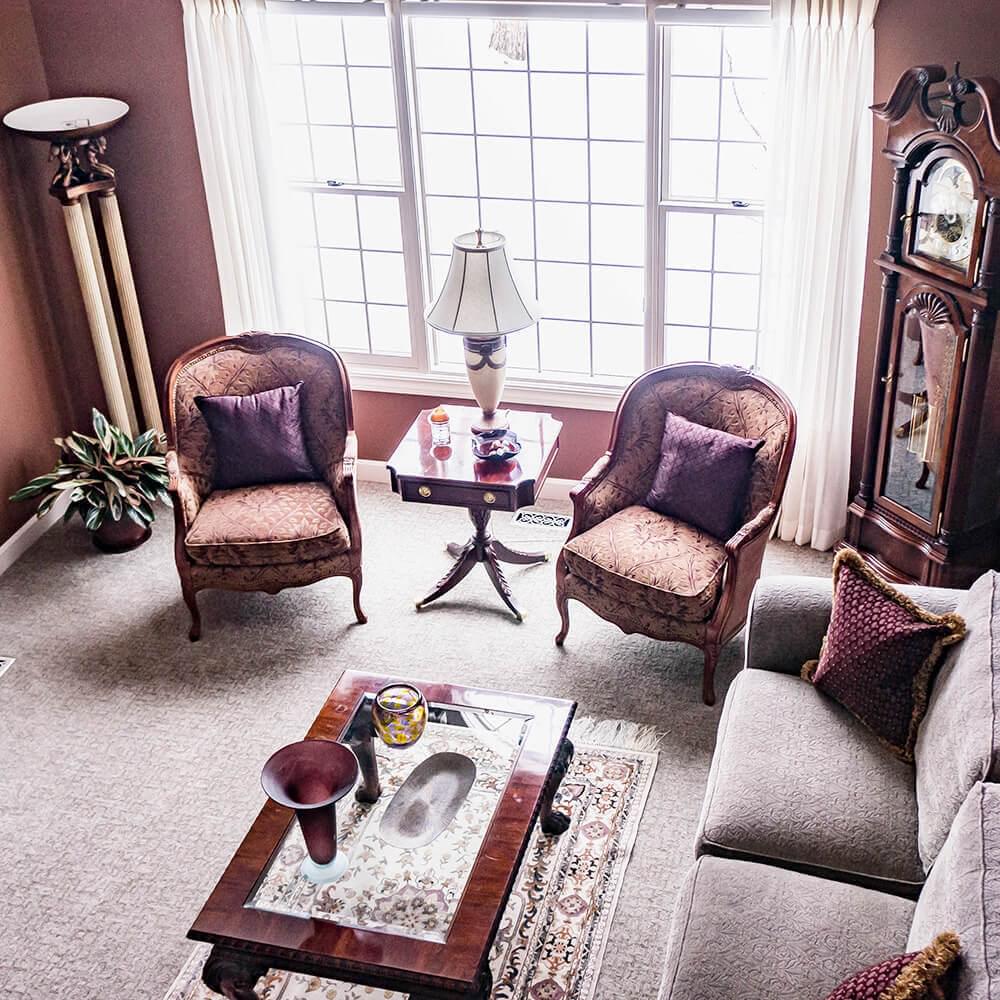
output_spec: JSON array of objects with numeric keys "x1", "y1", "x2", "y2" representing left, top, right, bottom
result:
[{"x1": 845, "y1": 64, "x2": 1000, "y2": 587}]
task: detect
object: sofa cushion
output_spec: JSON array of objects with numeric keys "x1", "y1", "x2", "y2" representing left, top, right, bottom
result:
[
  {"x1": 562, "y1": 505, "x2": 727, "y2": 623},
  {"x1": 802, "y1": 550, "x2": 966, "y2": 763},
  {"x1": 657, "y1": 856, "x2": 914, "y2": 1000},
  {"x1": 695, "y1": 669, "x2": 925, "y2": 893},
  {"x1": 915, "y1": 571, "x2": 1000, "y2": 870},
  {"x1": 909, "y1": 782, "x2": 1000, "y2": 1000},
  {"x1": 185, "y1": 482, "x2": 350, "y2": 566}
]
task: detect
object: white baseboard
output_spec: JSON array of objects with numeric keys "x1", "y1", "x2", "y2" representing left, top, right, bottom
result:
[
  {"x1": 356, "y1": 458, "x2": 574, "y2": 504},
  {"x1": 0, "y1": 494, "x2": 71, "y2": 578}
]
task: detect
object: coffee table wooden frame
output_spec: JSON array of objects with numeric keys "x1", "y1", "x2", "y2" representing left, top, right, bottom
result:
[{"x1": 188, "y1": 670, "x2": 576, "y2": 1000}]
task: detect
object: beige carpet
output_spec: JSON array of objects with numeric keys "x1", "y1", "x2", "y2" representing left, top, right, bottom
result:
[{"x1": 0, "y1": 483, "x2": 831, "y2": 999}]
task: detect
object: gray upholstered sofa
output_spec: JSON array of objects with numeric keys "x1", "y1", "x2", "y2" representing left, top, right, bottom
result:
[{"x1": 658, "y1": 572, "x2": 1000, "y2": 1000}]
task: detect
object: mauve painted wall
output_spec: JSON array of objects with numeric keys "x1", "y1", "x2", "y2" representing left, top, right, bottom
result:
[
  {"x1": 851, "y1": 0, "x2": 1000, "y2": 497},
  {"x1": 0, "y1": 0, "x2": 94, "y2": 543}
]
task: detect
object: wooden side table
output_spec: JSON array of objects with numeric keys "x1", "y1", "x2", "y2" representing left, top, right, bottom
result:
[{"x1": 387, "y1": 406, "x2": 562, "y2": 621}]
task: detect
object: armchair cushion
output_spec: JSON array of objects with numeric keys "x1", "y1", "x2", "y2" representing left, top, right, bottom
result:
[
  {"x1": 645, "y1": 411, "x2": 763, "y2": 540},
  {"x1": 195, "y1": 382, "x2": 318, "y2": 490},
  {"x1": 562, "y1": 505, "x2": 727, "y2": 623},
  {"x1": 184, "y1": 482, "x2": 350, "y2": 567}
]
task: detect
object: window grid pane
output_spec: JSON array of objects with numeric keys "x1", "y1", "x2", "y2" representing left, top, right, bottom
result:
[
  {"x1": 271, "y1": 14, "x2": 400, "y2": 187},
  {"x1": 298, "y1": 190, "x2": 410, "y2": 357},
  {"x1": 663, "y1": 208, "x2": 763, "y2": 367},
  {"x1": 411, "y1": 17, "x2": 646, "y2": 382},
  {"x1": 663, "y1": 25, "x2": 767, "y2": 204}
]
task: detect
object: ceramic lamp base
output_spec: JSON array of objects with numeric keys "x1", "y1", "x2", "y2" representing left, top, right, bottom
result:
[
  {"x1": 472, "y1": 409, "x2": 510, "y2": 435},
  {"x1": 300, "y1": 851, "x2": 348, "y2": 884},
  {"x1": 464, "y1": 335, "x2": 508, "y2": 431}
]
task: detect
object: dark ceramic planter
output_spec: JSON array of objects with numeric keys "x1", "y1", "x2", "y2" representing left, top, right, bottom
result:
[
  {"x1": 92, "y1": 515, "x2": 152, "y2": 554},
  {"x1": 261, "y1": 739, "x2": 359, "y2": 883}
]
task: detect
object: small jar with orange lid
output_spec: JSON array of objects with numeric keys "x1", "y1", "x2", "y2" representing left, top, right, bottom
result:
[{"x1": 428, "y1": 405, "x2": 450, "y2": 445}]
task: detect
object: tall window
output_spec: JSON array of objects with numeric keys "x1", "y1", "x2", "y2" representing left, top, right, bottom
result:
[
  {"x1": 265, "y1": 2, "x2": 769, "y2": 397},
  {"x1": 410, "y1": 18, "x2": 646, "y2": 381},
  {"x1": 267, "y1": 12, "x2": 415, "y2": 359},
  {"x1": 661, "y1": 24, "x2": 768, "y2": 367}
]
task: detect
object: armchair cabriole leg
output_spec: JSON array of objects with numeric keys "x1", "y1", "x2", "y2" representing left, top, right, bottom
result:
[
  {"x1": 351, "y1": 569, "x2": 367, "y2": 625},
  {"x1": 702, "y1": 642, "x2": 720, "y2": 706},
  {"x1": 554, "y1": 555, "x2": 571, "y2": 645},
  {"x1": 182, "y1": 578, "x2": 202, "y2": 642}
]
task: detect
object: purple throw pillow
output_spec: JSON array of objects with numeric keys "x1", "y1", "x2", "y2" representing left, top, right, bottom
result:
[
  {"x1": 822, "y1": 931, "x2": 959, "y2": 1000},
  {"x1": 644, "y1": 411, "x2": 764, "y2": 539},
  {"x1": 195, "y1": 382, "x2": 319, "y2": 491},
  {"x1": 803, "y1": 549, "x2": 966, "y2": 762}
]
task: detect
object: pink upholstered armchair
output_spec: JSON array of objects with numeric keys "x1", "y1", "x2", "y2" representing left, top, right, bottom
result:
[
  {"x1": 555, "y1": 363, "x2": 796, "y2": 705},
  {"x1": 163, "y1": 332, "x2": 365, "y2": 640}
]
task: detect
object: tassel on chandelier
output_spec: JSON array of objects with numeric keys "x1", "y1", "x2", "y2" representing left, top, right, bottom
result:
[{"x1": 489, "y1": 19, "x2": 527, "y2": 62}]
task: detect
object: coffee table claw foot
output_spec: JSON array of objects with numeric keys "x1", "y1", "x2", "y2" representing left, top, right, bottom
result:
[
  {"x1": 202, "y1": 946, "x2": 270, "y2": 1000},
  {"x1": 539, "y1": 737, "x2": 574, "y2": 836}
]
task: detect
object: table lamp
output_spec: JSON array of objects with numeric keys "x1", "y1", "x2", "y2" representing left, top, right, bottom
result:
[
  {"x1": 2, "y1": 96, "x2": 161, "y2": 436},
  {"x1": 426, "y1": 229, "x2": 539, "y2": 435}
]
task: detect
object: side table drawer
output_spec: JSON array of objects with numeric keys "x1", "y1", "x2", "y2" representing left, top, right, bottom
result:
[{"x1": 400, "y1": 480, "x2": 515, "y2": 511}]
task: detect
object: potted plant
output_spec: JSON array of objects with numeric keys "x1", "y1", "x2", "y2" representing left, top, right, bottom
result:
[{"x1": 10, "y1": 408, "x2": 169, "y2": 553}]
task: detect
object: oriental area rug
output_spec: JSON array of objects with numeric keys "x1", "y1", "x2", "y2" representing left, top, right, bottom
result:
[{"x1": 164, "y1": 721, "x2": 658, "y2": 1000}]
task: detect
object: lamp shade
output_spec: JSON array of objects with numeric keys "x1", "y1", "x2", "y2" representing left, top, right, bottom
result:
[
  {"x1": 426, "y1": 230, "x2": 538, "y2": 340},
  {"x1": 2, "y1": 97, "x2": 129, "y2": 141}
]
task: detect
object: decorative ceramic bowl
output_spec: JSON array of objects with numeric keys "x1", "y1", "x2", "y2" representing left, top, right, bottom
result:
[
  {"x1": 372, "y1": 683, "x2": 428, "y2": 747},
  {"x1": 472, "y1": 430, "x2": 522, "y2": 462}
]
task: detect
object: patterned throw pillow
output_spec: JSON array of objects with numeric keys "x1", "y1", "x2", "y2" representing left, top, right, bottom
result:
[
  {"x1": 803, "y1": 550, "x2": 965, "y2": 763},
  {"x1": 644, "y1": 411, "x2": 764, "y2": 540},
  {"x1": 823, "y1": 931, "x2": 960, "y2": 1000}
]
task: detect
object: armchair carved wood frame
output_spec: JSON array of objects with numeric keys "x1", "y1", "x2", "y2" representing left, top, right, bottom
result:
[
  {"x1": 554, "y1": 363, "x2": 796, "y2": 705},
  {"x1": 164, "y1": 332, "x2": 365, "y2": 641}
]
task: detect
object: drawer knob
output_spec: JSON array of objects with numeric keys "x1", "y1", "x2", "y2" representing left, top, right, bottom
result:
[
  {"x1": 483, "y1": 491, "x2": 496, "y2": 505},
  {"x1": 418, "y1": 485, "x2": 432, "y2": 498}
]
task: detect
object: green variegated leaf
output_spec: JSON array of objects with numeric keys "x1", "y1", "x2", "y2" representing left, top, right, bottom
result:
[
  {"x1": 91, "y1": 409, "x2": 114, "y2": 452},
  {"x1": 83, "y1": 504, "x2": 104, "y2": 532},
  {"x1": 124, "y1": 504, "x2": 149, "y2": 527}
]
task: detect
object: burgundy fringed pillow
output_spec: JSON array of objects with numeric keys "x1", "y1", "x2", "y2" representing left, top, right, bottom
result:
[
  {"x1": 823, "y1": 931, "x2": 960, "y2": 1000},
  {"x1": 803, "y1": 550, "x2": 965, "y2": 763},
  {"x1": 644, "y1": 411, "x2": 764, "y2": 540},
  {"x1": 195, "y1": 382, "x2": 319, "y2": 491}
]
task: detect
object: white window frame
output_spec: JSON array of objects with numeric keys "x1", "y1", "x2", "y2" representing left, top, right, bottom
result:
[{"x1": 267, "y1": 0, "x2": 768, "y2": 411}]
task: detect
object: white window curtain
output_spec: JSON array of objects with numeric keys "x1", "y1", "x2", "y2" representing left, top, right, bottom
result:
[
  {"x1": 757, "y1": 0, "x2": 879, "y2": 550},
  {"x1": 181, "y1": 0, "x2": 302, "y2": 335}
]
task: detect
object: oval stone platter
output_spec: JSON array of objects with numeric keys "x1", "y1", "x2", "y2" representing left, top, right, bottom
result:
[{"x1": 379, "y1": 751, "x2": 477, "y2": 849}]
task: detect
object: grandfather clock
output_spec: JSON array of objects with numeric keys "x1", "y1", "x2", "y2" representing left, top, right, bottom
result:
[{"x1": 845, "y1": 64, "x2": 1000, "y2": 587}]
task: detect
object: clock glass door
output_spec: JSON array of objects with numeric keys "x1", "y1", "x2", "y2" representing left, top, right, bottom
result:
[{"x1": 880, "y1": 294, "x2": 962, "y2": 524}]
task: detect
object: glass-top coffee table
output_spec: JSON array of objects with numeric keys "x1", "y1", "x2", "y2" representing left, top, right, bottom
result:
[{"x1": 188, "y1": 670, "x2": 576, "y2": 999}]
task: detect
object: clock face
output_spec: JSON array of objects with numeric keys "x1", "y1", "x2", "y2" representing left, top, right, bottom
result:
[{"x1": 913, "y1": 157, "x2": 978, "y2": 271}]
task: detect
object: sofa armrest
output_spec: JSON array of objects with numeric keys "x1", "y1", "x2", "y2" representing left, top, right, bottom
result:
[{"x1": 745, "y1": 573, "x2": 969, "y2": 674}]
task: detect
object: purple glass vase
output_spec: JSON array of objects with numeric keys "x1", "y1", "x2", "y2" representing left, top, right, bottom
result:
[{"x1": 261, "y1": 739, "x2": 359, "y2": 883}]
